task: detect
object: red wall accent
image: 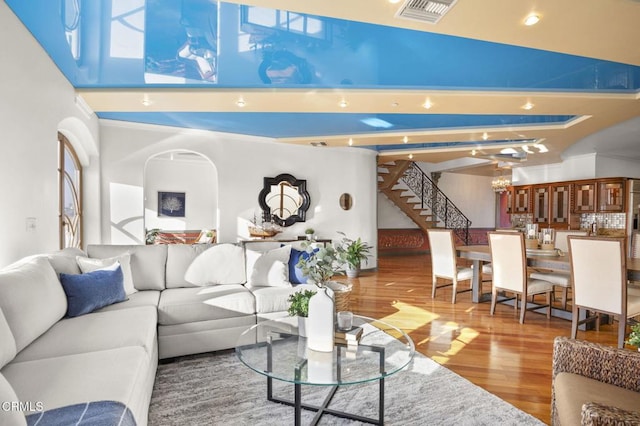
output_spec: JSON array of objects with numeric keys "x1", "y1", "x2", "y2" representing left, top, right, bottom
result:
[{"x1": 378, "y1": 228, "x2": 492, "y2": 254}]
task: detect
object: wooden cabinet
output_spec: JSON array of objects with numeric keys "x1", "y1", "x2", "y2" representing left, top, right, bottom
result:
[
  {"x1": 508, "y1": 178, "x2": 627, "y2": 219},
  {"x1": 551, "y1": 183, "x2": 571, "y2": 225},
  {"x1": 513, "y1": 186, "x2": 531, "y2": 213},
  {"x1": 532, "y1": 185, "x2": 549, "y2": 224},
  {"x1": 531, "y1": 183, "x2": 571, "y2": 227},
  {"x1": 573, "y1": 181, "x2": 596, "y2": 213},
  {"x1": 598, "y1": 180, "x2": 625, "y2": 212}
]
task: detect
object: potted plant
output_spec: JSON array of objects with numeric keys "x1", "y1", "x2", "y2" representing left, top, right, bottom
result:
[
  {"x1": 305, "y1": 228, "x2": 315, "y2": 241},
  {"x1": 145, "y1": 228, "x2": 160, "y2": 245},
  {"x1": 627, "y1": 324, "x2": 640, "y2": 351},
  {"x1": 337, "y1": 232, "x2": 373, "y2": 278},
  {"x1": 287, "y1": 289, "x2": 316, "y2": 337}
]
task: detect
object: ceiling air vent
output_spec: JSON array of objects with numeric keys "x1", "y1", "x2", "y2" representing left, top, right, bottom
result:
[{"x1": 395, "y1": 0, "x2": 458, "y2": 24}]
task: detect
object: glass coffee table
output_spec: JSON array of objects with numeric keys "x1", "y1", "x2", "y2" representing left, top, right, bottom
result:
[{"x1": 235, "y1": 315, "x2": 414, "y2": 426}]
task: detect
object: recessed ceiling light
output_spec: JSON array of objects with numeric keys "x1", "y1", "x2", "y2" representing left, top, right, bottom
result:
[
  {"x1": 422, "y1": 99, "x2": 433, "y2": 109},
  {"x1": 236, "y1": 98, "x2": 246, "y2": 107},
  {"x1": 471, "y1": 149, "x2": 477, "y2": 156},
  {"x1": 403, "y1": 136, "x2": 409, "y2": 144},
  {"x1": 482, "y1": 132, "x2": 489, "y2": 140},
  {"x1": 339, "y1": 100, "x2": 348, "y2": 108},
  {"x1": 408, "y1": 153, "x2": 414, "y2": 159},
  {"x1": 348, "y1": 138, "x2": 353, "y2": 146},
  {"x1": 524, "y1": 14, "x2": 540, "y2": 26},
  {"x1": 388, "y1": 0, "x2": 402, "y2": 4},
  {"x1": 522, "y1": 102, "x2": 534, "y2": 110}
]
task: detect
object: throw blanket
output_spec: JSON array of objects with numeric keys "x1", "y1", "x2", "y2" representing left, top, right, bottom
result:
[{"x1": 26, "y1": 401, "x2": 136, "y2": 426}]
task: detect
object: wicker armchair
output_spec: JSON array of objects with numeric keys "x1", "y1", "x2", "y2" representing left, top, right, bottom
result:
[{"x1": 551, "y1": 336, "x2": 640, "y2": 425}]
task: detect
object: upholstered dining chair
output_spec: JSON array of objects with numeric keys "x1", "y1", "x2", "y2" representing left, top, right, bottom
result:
[
  {"x1": 488, "y1": 232, "x2": 553, "y2": 323},
  {"x1": 530, "y1": 230, "x2": 588, "y2": 309},
  {"x1": 427, "y1": 229, "x2": 473, "y2": 304},
  {"x1": 568, "y1": 236, "x2": 640, "y2": 348}
]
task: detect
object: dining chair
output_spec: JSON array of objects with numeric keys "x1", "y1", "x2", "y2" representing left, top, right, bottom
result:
[
  {"x1": 529, "y1": 230, "x2": 588, "y2": 309},
  {"x1": 427, "y1": 229, "x2": 473, "y2": 304},
  {"x1": 568, "y1": 236, "x2": 640, "y2": 349},
  {"x1": 488, "y1": 232, "x2": 553, "y2": 323}
]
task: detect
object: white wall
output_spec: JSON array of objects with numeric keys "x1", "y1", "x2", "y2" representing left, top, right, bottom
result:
[
  {"x1": 144, "y1": 155, "x2": 217, "y2": 231},
  {"x1": 513, "y1": 153, "x2": 640, "y2": 185},
  {"x1": 0, "y1": 3, "x2": 100, "y2": 267},
  {"x1": 99, "y1": 120, "x2": 380, "y2": 266}
]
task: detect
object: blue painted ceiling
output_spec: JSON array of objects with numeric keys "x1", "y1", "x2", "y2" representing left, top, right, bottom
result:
[{"x1": 5, "y1": 0, "x2": 640, "y2": 164}]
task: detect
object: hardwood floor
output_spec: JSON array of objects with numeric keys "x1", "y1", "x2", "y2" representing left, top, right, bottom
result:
[{"x1": 347, "y1": 254, "x2": 621, "y2": 425}]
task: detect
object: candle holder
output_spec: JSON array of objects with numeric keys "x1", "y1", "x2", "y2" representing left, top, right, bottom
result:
[
  {"x1": 540, "y1": 228, "x2": 555, "y2": 250},
  {"x1": 525, "y1": 224, "x2": 539, "y2": 249}
]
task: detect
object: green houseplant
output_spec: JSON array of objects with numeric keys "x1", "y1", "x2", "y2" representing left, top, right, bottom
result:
[
  {"x1": 287, "y1": 289, "x2": 317, "y2": 338},
  {"x1": 305, "y1": 227, "x2": 315, "y2": 241},
  {"x1": 296, "y1": 243, "x2": 344, "y2": 286},
  {"x1": 336, "y1": 232, "x2": 373, "y2": 278},
  {"x1": 627, "y1": 323, "x2": 640, "y2": 350},
  {"x1": 287, "y1": 289, "x2": 317, "y2": 317}
]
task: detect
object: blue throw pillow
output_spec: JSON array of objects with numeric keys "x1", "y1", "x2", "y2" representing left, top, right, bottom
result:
[
  {"x1": 59, "y1": 264, "x2": 126, "y2": 317},
  {"x1": 288, "y1": 247, "x2": 319, "y2": 284}
]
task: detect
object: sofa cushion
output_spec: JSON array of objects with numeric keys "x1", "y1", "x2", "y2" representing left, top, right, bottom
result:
[
  {"x1": 158, "y1": 285, "x2": 255, "y2": 325},
  {"x1": 60, "y1": 264, "x2": 127, "y2": 318},
  {"x1": 87, "y1": 245, "x2": 167, "y2": 291},
  {"x1": 77, "y1": 254, "x2": 136, "y2": 295},
  {"x1": 13, "y1": 306, "x2": 157, "y2": 363},
  {"x1": 0, "y1": 257, "x2": 67, "y2": 352},
  {"x1": 46, "y1": 247, "x2": 87, "y2": 275},
  {"x1": 183, "y1": 244, "x2": 246, "y2": 286},
  {"x1": 555, "y1": 372, "x2": 640, "y2": 426},
  {"x1": 0, "y1": 373, "x2": 27, "y2": 425},
  {"x1": 97, "y1": 290, "x2": 161, "y2": 312},
  {"x1": 0, "y1": 309, "x2": 16, "y2": 369},
  {"x1": 3, "y1": 346, "x2": 155, "y2": 426},
  {"x1": 251, "y1": 284, "x2": 318, "y2": 314},
  {"x1": 166, "y1": 243, "x2": 215, "y2": 288},
  {"x1": 245, "y1": 245, "x2": 292, "y2": 287}
]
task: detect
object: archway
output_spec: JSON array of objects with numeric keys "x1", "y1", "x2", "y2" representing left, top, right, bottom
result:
[{"x1": 143, "y1": 150, "x2": 218, "y2": 242}]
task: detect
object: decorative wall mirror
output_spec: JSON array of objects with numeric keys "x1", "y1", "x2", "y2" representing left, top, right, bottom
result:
[
  {"x1": 339, "y1": 193, "x2": 353, "y2": 211},
  {"x1": 258, "y1": 173, "x2": 310, "y2": 227}
]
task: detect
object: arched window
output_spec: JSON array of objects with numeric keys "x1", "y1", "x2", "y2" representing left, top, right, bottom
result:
[{"x1": 58, "y1": 133, "x2": 83, "y2": 249}]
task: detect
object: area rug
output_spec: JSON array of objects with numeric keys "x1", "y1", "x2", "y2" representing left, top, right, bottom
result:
[{"x1": 148, "y1": 350, "x2": 545, "y2": 426}]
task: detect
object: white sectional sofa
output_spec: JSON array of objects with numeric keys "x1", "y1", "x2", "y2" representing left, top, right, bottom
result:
[{"x1": 0, "y1": 241, "x2": 319, "y2": 425}]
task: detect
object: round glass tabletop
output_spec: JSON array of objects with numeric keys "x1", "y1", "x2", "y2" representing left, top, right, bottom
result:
[{"x1": 235, "y1": 315, "x2": 415, "y2": 386}]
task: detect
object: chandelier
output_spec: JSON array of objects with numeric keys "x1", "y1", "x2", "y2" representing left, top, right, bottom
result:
[{"x1": 491, "y1": 175, "x2": 511, "y2": 193}]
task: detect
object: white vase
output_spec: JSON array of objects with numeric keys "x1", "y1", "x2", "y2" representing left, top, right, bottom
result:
[
  {"x1": 306, "y1": 286, "x2": 335, "y2": 352},
  {"x1": 297, "y1": 316, "x2": 308, "y2": 337}
]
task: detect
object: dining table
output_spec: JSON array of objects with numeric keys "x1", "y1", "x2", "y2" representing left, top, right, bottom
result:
[{"x1": 456, "y1": 244, "x2": 640, "y2": 311}]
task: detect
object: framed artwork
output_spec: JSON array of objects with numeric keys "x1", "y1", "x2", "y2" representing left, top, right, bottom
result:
[{"x1": 158, "y1": 191, "x2": 186, "y2": 217}]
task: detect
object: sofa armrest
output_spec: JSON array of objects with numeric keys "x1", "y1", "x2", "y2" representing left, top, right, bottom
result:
[
  {"x1": 552, "y1": 336, "x2": 640, "y2": 392},
  {"x1": 581, "y1": 402, "x2": 640, "y2": 426}
]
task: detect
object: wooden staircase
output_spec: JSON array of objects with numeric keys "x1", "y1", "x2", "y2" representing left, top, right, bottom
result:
[{"x1": 378, "y1": 160, "x2": 439, "y2": 232}]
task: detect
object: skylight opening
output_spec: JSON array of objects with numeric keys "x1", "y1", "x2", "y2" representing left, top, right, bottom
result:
[{"x1": 361, "y1": 118, "x2": 394, "y2": 129}]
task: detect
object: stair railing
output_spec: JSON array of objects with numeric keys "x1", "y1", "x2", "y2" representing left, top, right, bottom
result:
[{"x1": 400, "y1": 163, "x2": 472, "y2": 244}]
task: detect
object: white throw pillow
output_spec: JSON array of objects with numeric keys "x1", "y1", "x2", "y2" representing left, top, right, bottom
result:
[
  {"x1": 245, "y1": 245, "x2": 292, "y2": 287},
  {"x1": 76, "y1": 253, "x2": 137, "y2": 295},
  {"x1": 184, "y1": 244, "x2": 246, "y2": 285}
]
